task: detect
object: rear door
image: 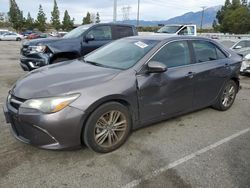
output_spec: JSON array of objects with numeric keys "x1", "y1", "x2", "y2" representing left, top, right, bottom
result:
[
  {"x1": 82, "y1": 25, "x2": 112, "y2": 55},
  {"x1": 190, "y1": 40, "x2": 231, "y2": 109},
  {"x1": 136, "y1": 40, "x2": 195, "y2": 123}
]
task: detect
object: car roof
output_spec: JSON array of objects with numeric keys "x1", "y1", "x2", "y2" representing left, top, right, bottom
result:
[
  {"x1": 126, "y1": 35, "x2": 211, "y2": 42},
  {"x1": 79, "y1": 23, "x2": 136, "y2": 28}
]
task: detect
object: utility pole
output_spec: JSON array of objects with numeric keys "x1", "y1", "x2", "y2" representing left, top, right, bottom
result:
[
  {"x1": 137, "y1": 0, "x2": 140, "y2": 27},
  {"x1": 113, "y1": 0, "x2": 117, "y2": 23},
  {"x1": 200, "y1": 6, "x2": 206, "y2": 31}
]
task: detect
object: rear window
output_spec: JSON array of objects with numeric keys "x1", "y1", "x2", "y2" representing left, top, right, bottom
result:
[{"x1": 114, "y1": 26, "x2": 134, "y2": 39}]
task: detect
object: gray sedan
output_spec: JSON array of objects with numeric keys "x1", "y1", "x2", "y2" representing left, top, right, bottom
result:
[{"x1": 3, "y1": 36, "x2": 242, "y2": 153}]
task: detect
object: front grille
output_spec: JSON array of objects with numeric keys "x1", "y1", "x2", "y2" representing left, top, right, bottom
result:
[{"x1": 9, "y1": 95, "x2": 26, "y2": 110}]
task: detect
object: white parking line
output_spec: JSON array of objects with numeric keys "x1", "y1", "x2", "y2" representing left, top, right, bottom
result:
[{"x1": 123, "y1": 127, "x2": 250, "y2": 188}]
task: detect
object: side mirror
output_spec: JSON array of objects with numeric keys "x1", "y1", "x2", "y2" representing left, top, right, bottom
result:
[
  {"x1": 85, "y1": 34, "x2": 95, "y2": 42},
  {"x1": 234, "y1": 45, "x2": 242, "y2": 49},
  {"x1": 147, "y1": 61, "x2": 167, "y2": 73}
]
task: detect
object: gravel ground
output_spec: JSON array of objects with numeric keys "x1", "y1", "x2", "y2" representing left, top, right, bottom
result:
[{"x1": 0, "y1": 41, "x2": 249, "y2": 188}]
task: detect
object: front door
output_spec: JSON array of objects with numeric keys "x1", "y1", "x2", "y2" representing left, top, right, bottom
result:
[
  {"x1": 136, "y1": 40, "x2": 195, "y2": 123},
  {"x1": 82, "y1": 25, "x2": 112, "y2": 55}
]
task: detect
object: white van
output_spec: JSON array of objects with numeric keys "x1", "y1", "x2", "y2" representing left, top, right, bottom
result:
[{"x1": 155, "y1": 24, "x2": 197, "y2": 36}]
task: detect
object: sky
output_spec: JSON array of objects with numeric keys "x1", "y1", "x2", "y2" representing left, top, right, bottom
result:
[{"x1": 0, "y1": 0, "x2": 225, "y2": 23}]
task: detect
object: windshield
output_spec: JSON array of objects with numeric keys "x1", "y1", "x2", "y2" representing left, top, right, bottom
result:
[
  {"x1": 157, "y1": 25, "x2": 182, "y2": 34},
  {"x1": 84, "y1": 38, "x2": 159, "y2": 70},
  {"x1": 63, "y1": 25, "x2": 91, "y2": 39}
]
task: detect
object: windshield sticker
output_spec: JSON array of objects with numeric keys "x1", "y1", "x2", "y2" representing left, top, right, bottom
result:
[{"x1": 134, "y1": 41, "x2": 148, "y2": 49}]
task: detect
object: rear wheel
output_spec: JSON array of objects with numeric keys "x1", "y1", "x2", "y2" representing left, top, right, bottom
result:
[
  {"x1": 212, "y1": 80, "x2": 237, "y2": 111},
  {"x1": 83, "y1": 102, "x2": 131, "y2": 153},
  {"x1": 16, "y1": 37, "x2": 21, "y2": 41}
]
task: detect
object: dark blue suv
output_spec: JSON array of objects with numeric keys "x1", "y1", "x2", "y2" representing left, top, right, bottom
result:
[{"x1": 20, "y1": 23, "x2": 138, "y2": 71}]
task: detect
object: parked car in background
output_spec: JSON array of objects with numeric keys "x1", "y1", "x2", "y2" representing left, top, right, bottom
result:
[
  {"x1": 155, "y1": 24, "x2": 197, "y2": 36},
  {"x1": 27, "y1": 32, "x2": 48, "y2": 40},
  {"x1": 4, "y1": 36, "x2": 242, "y2": 153},
  {"x1": 224, "y1": 39, "x2": 250, "y2": 76},
  {"x1": 0, "y1": 29, "x2": 9, "y2": 36},
  {"x1": 230, "y1": 39, "x2": 250, "y2": 50},
  {"x1": 0, "y1": 32, "x2": 24, "y2": 41},
  {"x1": 240, "y1": 53, "x2": 250, "y2": 75},
  {"x1": 50, "y1": 31, "x2": 68, "y2": 38},
  {"x1": 21, "y1": 30, "x2": 35, "y2": 38},
  {"x1": 20, "y1": 23, "x2": 138, "y2": 71}
]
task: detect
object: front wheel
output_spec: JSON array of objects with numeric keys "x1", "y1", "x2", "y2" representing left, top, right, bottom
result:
[
  {"x1": 16, "y1": 37, "x2": 21, "y2": 41},
  {"x1": 83, "y1": 102, "x2": 131, "y2": 153},
  {"x1": 212, "y1": 80, "x2": 238, "y2": 111}
]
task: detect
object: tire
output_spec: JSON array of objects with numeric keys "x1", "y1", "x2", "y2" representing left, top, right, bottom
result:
[
  {"x1": 212, "y1": 80, "x2": 238, "y2": 111},
  {"x1": 83, "y1": 102, "x2": 131, "y2": 153},
  {"x1": 16, "y1": 38, "x2": 21, "y2": 41},
  {"x1": 52, "y1": 58, "x2": 70, "y2": 64}
]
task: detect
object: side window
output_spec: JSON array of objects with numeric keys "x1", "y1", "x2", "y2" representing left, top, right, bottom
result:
[
  {"x1": 151, "y1": 41, "x2": 190, "y2": 68},
  {"x1": 235, "y1": 41, "x2": 246, "y2": 48},
  {"x1": 216, "y1": 48, "x2": 227, "y2": 59},
  {"x1": 192, "y1": 41, "x2": 225, "y2": 63},
  {"x1": 115, "y1": 26, "x2": 133, "y2": 39},
  {"x1": 246, "y1": 41, "x2": 250, "y2": 47},
  {"x1": 87, "y1": 26, "x2": 112, "y2": 41},
  {"x1": 179, "y1": 26, "x2": 195, "y2": 35},
  {"x1": 179, "y1": 27, "x2": 188, "y2": 35}
]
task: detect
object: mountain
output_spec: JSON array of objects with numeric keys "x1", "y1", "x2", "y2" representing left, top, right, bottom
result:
[{"x1": 118, "y1": 5, "x2": 222, "y2": 28}]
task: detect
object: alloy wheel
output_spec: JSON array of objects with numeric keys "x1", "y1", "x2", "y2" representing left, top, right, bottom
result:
[
  {"x1": 221, "y1": 83, "x2": 236, "y2": 108},
  {"x1": 94, "y1": 110, "x2": 128, "y2": 148}
]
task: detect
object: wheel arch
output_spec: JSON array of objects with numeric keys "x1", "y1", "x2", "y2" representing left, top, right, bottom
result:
[
  {"x1": 80, "y1": 95, "x2": 138, "y2": 144},
  {"x1": 50, "y1": 51, "x2": 80, "y2": 63},
  {"x1": 230, "y1": 77, "x2": 240, "y2": 92}
]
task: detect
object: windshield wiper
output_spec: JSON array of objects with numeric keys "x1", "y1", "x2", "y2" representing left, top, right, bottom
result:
[{"x1": 85, "y1": 60, "x2": 112, "y2": 69}]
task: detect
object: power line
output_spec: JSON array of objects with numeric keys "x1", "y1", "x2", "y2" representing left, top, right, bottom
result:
[{"x1": 121, "y1": 6, "x2": 131, "y2": 21}]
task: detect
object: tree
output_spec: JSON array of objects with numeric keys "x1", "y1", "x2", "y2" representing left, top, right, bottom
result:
[
  {"x1": 62, "y1": 10, "x2": 74, "y2": 31},
  {"x1": 96, "y1": 12, "x2": 100, "y2": 23},
  {"x1": 232, "y1": 0, "x2": 241, "y2": 9},
  {"x1": 212, "y1": 20, "x2": 219, "y2": 31},
  {"x1": 51, "y1": 0, "x2": 60, "y2": 30},
  {"x1": 36, "y1": 5, "x2": 47, "y2": 32},
  {"x1": 25, "y1": 12, "x2": 34, "y2": 29},
  {"x1": 215, "y1": 0, "x2": 250, "y2": 34},
  {"x1": 82, "y1": 12, "x2": 92, "y2": 24},
  {"x1": 0, "y1": 12, "x2": 4, "y2": 22},
  {"x1": 8, "y1": 0, "x2": 25, "y2": 31},
  {"x1": 90, "y1": 13, "x2": 96, "y2": 23},
  {"x1": 241, "y1": 0, "x2": 248, "y2": 6}
]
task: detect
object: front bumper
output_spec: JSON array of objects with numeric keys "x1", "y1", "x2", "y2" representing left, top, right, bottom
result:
[
  {"x1": 240, "y1": 60, "x2": 250, "y2": 73},
  {"x1": 3, "y1": 100, "x2": 86, "y2": 150},
  {"x1": 20, "y1": 53, "x2": 50, "y2": 71}
]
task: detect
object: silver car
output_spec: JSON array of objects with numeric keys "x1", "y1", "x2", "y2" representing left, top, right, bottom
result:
[{"x1": 0, "y1": 32, "x2": 24, "y2": 41}]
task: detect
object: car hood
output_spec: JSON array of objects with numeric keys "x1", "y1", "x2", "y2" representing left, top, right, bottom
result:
[
  {"x1": 23, "y1": 38, "x2": 63, "y2": 46},
  {"x1": 23, "y1": 37, "x2": 79, "y2": 53},
  {"x1": 12, "y1": 59, "x2": 121, "y2": 99}
]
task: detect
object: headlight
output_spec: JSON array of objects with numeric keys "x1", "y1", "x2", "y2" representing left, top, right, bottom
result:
[
  {"x1": 21, "y1": 94, "x2": 80, "y2": 113},
  {"x1": 29, "y1": 45, "x2": 47, "y2": 53}
]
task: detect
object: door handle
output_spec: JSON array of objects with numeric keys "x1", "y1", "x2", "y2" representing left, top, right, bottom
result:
[
  {"x1": 224, "y1": 63, "x2": 230, "y2": 67},
  {"x1": 185, "y1": 72, "x2": 195, "y2": 79}
]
